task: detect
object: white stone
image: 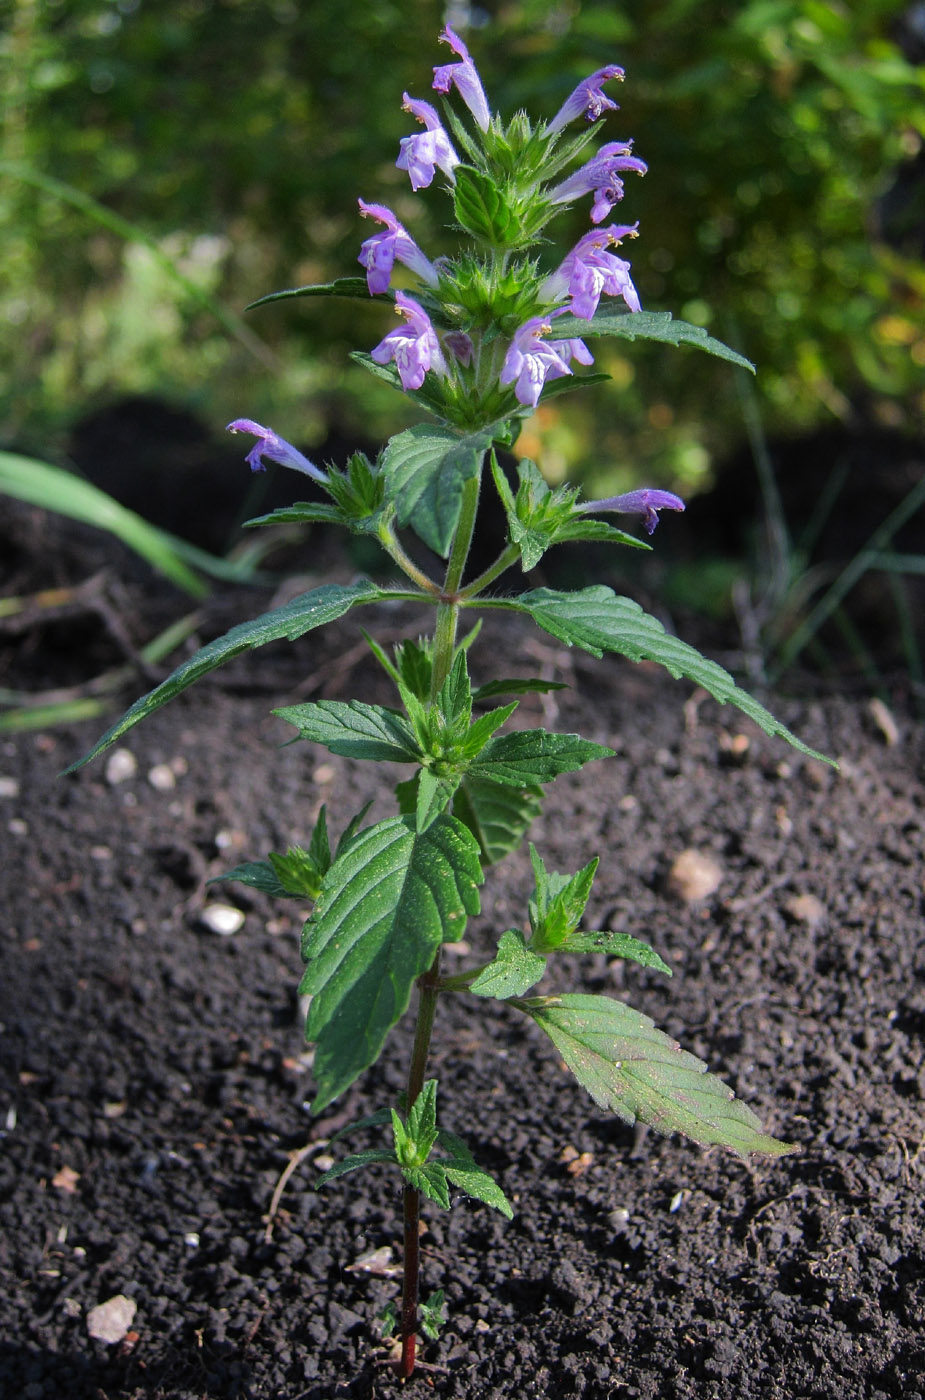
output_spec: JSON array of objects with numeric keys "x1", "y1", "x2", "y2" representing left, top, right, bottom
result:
[
  {"x1": 86, "y1": 1294, "x2": 136, "y2": 1344},
  {"x1": 200, "y1": 904, "x2": 245, "y2": 936},
  {"x1": 105, "y1": 749, "x2": 137, "y2": 785}
]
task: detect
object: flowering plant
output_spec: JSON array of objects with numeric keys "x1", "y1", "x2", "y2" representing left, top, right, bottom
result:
[{"x1": 73, "y1": 27, "x2": 830, "y2": 1378}]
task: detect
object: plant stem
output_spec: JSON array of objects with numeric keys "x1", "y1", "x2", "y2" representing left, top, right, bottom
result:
[
  {"x1": 378, "y1": 523, "x2": 441, "y2": 595},
  {"x1": 398, "y1": 951, "x2": 442, "y2": 1380},
  {"x1": 430, "y1": 471, "x2": 482, "y2": 700},
  {"x1": 459, "y1": 541, "x2": 520, "y2": 599}
]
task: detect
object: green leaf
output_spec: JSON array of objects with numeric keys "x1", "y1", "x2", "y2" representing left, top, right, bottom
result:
[
  {"x1": 212, "y1": 859, "x2": 291, "y2": 899},
  {"x1": 243, "y1": 502, "x2": 345, "y2": 529},
  {"x1": 551, "y1": 517, "x2": 648, "y2": 550},
  {"x1": 453, "y1": 165, "x2": 515, "y2": 243},
  {"x1": 442, "y1": 1162, "x2": 514, "y2": 1219},
  {"x1": 559, "y1": 930, "x2": 672, "y2": 976},
  {"x1": 67, "y1": 580, "x2": 384, "y2": 771},
  {"x1": 518, "y1": 994, "x2": 796, "y2": 1157},
  {"x1": 437, "y1": 651, "x2": 472, "y2": 726},
  {"x1": 416, "y1": 768, "x2": 460, "y2": 832},
  {"x1": 381, "y1": 425, "x2": 492, "y2": 556},
  {"x1": 468, "y1": 729, "x2": 613, "y2": 785},
  {"x1": 471, "y1": 677, "x2": 568, "y2": 702},
  {"x1": 470, "y1": 929, "x2": 547, "y2": 999},
  {"x1": 500, "y1": 587, "x2": 833, "y2": 763},
  {"x1": 315, "y1": 1148, "x2": 399, "y2": 1189},
  {"x1": 274, "y1": 699, "x2": 421, "y2": 763},
  {"x1": 403, "y1": 1162, "x2": 451, "y2": 1210},
  {"x1": 301, "y1": 815, "x2": 483, "y2": 1111},
  {"x1": 246, "y1": 276, "x2": 380, "y2": 310},
  {"x1": 528, "y1": 848, "x2": 598, "y2": 951},
  {"x1": 404, "y1": 1079, "x2": 439, "y2": 1161},
  {"x1": 420, "y1": 1290, "x2": 447, "y2": 1342},
  {"x1": 453, "y1": 775, "x2": 544, "y2": 865},
  {"x1": 553, "y1": 307, "x2": 756, "y2": 373}
]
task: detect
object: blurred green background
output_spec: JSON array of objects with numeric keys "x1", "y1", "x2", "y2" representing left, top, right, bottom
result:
[{"x1": 3, "y1": 0, "x2": 923, "y2": 503}]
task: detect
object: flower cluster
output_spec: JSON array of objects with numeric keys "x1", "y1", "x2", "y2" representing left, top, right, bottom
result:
[
  {"x1": 361, "y1": 25, "x2": 645, "y2": 410},
  {"x1": 228, "y1": 29, "x2": 684, "y2": 535}
]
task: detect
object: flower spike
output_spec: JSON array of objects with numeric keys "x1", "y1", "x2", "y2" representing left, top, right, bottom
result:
[
  {"x1": 432, "y1": 25, "x2": 491, "y2": 131},
  {"x1": 547, "y1": 65, "x2": 625, "y2": 135},
  {"x1": 226, "y1": 420, "x2": 327, "y2": 482},
  {"x1": 357, "y1": 200, "x2": 440, "y2": 296},
  {"x1": 370, "y1": 290, "x2": 448, "y2": 392},
  {"x1": 581, "y1": 488, "x2": 686, "y2": 535},
  {"x1": 396, "y1": 94, "x2": 460, "y2": 191}
]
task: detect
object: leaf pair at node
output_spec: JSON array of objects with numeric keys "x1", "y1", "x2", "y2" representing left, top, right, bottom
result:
[
  {"x1": 316, "y1": 1080, "x2": 513, "y2": 1219},
  {"x1": 244, "y1": 451, "x2": 387, "y2": 538}
]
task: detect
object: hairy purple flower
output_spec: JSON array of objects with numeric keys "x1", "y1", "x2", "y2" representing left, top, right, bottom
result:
[
  {"x1": 357, "y1": 200, "x2": 440, "y2": 296},
  {"x1": 541, "y1": 224, "x2": 640, "y2": 319},
  {"x1": 396, "y1": 94, "x2": 460, "y2": 191},
  {"x1": 581, "y1": 488, "x2": 685, "y2": 535},
  {"x1": 432, "y1": 25, "x2": 490, "y2": 131},
  {"x1": 226, "y1": 419, "x2": 327, "y2": 482},
  {"x1": 550, "y1": 141, "x2": 647, "y2": 224},
  {"x1": 500, "y1": 315, "x2": 594, "y2": 409},
  {"x1": 547, "y1": 65, "x2": 624, "y2": 135},
  {"x1": 371, "y1": 290, "x2": 447, "y2": 392}
]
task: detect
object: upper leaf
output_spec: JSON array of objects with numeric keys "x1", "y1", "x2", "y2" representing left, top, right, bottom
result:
[
  {"x1": 381, "y1": 425, "x2": 492, "y2": 556},
  {"x1": 301, "y1": 814, "x2": 483, "y2": 1111},
  {"x1": 246, "y1": 276, "x2": 383, "y2": 310},
  {"x1": 453, "y1": 165, "x2": 517, "y2": 244},
  {"x1": 553, "y1": 307, "x2": 756, "y2": 373},
  {"x1": 496, "y1": 587, "x2": 833, "y2": 763},
  {"x1": 274, "y1": 699, "x2": 421, "y2": 763},
  {"x1": 518, "y1": 993, "x2": 796, "y2": 1157},
  {"x1": 452, "y1": 774, "x2": 544, "y2": 866},
  {"x1": 468, "y1": 729, "x2": 613, "y2": 785},
  {"x1": 66, "y1": 581, "x2": 385, "y2": 771},
  {"x1": 469, "y1": 929, "x2": 547, "y2": 999}
]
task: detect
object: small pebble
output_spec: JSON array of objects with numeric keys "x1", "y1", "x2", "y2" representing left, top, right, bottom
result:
[
  {"x1": 783, "y1": 893, "x2": 827, "y2": 928},
  {"x1": 313, "y1": 764, "x2": 336, "y2": 784},
  {"x1": 87, "y1": 1294, "x2": 137, "y2": 1345},
  {"x1": 315, "y1": 1154, "x2": 335, "y2": 1172},
  {"x1": 105, "y1": 749, "x2": 137, "y2": 785},
  {"x1": 200, "y1": 904, "x2": 245, "y2": 937},
  {"x1": 0, "y1": 776, "x2": 20, "y2": 799},
  {"x1": 667, "y1": 849, "x2": 723, "y2": 903},
  {"x1": 147, "y1": 764, "x2": 176, "y2": 791},
  {"x1": 8, "y1": 818, "x2": 28, "y2": 836}
]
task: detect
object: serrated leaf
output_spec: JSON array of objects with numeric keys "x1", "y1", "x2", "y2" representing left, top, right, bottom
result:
[
  {"x1": 243, "y1": 502, "x2": 345, "y2": 529},
  {"x1": 67, "y1": 581, "x2": 383, "y2": 771},
  {"x1": 274, "y1": 699, "x2": 421, "y2": 763},
  {"x1": 470, "y1": 929, "x2": 547, "y2": 999},
  {"x1": 472, "y1": 677, "x2": 568, "y2": 702},
  {"x1": 268, "y1": 846, "x2": 325, "y2": 898},
  {"x1": 381, "y1": 425, "x2": 492, "y2": 556},
  {"x1": 315, "y1": 1148, "x2": 399, "y2": 1189},
  {"x1": 500, "y1": 587, "x2": 833, "y2": 763},
  {"x1": 553, "y1": 307, "x2": 756, "y2": 373},
  {"x1": 528, "y1": 850, "x2": 598, "y2": 950},
  {"x1": 520, "y1": 994, "x2": 796, "y2": 1157},
  {"x1": 405, "y1": 1078, "x2": 439, "y2": 1155},
  {"x1": 453, "y1": 165, "x2": 515, "y2": 243},
  {"x1": 459, "y1": 701, "x2": 518, "y2": 757},
  {"x1": 552, "y1": 517, "x2": 649, "y2": 550},
  {"x1": 420, "y1": 1289, "x2": 447, "y2": 1341},
  {"x1": 468, "y1": 729, "x2": 613, "y2": 785},
  {"x1": 442, "y1": 1162, "x2": 514, "y2": 1219},
  {"x1": 453, "y1": 774, "x2": 544, "y2": 865},
  {"x1": 246, "y1": 276, "x2": 380, "y2": 310},
  {"x1": 213, "y1": 859, "x2": 292, "y2": 898},
  {"x1": 403, "y1": 1162, "x2": 451, "y2": 1210},
  {"x1": 559, "y1": 930, "x2": 672, "y2": 975},
  {"x1": 438, "y1": 651, "x2": 472, "y2": 726},
  {"x1": 301, "y1": 815, "x2": 483, "y2": 1111},
  {"x1": 416, "y1": 768, "x2": 460, "y2": 832}
]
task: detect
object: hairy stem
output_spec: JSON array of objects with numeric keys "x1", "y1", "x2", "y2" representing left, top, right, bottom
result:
[
  {"x1": 459, "y1": 541, "x2": 521, "y2": 599},
  {"x1": 430, "y1": 470, "x2": 482, "y2": 700},
  {"x1": 378, "y1": 523, "x2": 441, "y2": 595},
  {"x1": 399, "y1": 951, "x2": 442, "y2": 1379}
]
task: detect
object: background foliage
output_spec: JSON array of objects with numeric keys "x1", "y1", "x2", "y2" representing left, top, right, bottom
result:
[{"x1": 2, "y1": 0, "x2": 923, "y2": 498}]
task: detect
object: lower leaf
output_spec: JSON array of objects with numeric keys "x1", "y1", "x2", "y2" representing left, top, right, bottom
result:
[{"x1": 518, "y1": 993, "x2": 796, "y2": 1158}]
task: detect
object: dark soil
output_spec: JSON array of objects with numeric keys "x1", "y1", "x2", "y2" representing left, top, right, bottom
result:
[{"x1": 1, "y1": 501, "x2": 924, "y2": 1400}]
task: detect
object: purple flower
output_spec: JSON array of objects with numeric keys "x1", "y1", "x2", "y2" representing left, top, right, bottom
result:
[
  {"x1": 357, "y1": 200, "x2": 439, "y2": 296},
  {"x1": 396, "y1": 94, "x2": 460, "y2": 191},
  {"x1": 541, "y1": 224, "x2": 641, "y2": 319},
  {"x1": 432, "y1": 25, "x2": 490, "y2": 131},
  {"x1": 500, "y1": 315, "x2": 594, "y2": 408},
  {"x1": 226, "y1": 419, "x2": 327, "y2": 482},
  {"x1": 370, "y1": 290, "x2": 448, "y2": 392},
  {"x1": 548, "y1": 65, "x2": 625, "y2": 135},
  {"x1": 581, "y1": 488, "x2": 686, "y2": 535},
  {"x1": 550, "y1": 141, "x2": 647, "y2": 224}
]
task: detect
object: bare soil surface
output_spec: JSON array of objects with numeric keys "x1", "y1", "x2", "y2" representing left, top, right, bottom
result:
[{"x1": 1, "y1": 503, "x2": 924, "y2": 1400}]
